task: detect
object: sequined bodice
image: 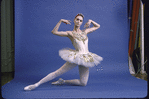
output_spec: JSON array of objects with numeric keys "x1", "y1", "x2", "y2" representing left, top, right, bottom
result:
[{"x1": 72, "y1": 32, "x2": 89, "y2": 54}]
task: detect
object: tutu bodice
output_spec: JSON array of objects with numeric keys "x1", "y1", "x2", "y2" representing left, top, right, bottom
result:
[
  {"x1": 59, "y1": 31, "x2": 103, "y2": 67},
  {"x1": 72, "y1": 32, "x2": 89, "y2": 54}
]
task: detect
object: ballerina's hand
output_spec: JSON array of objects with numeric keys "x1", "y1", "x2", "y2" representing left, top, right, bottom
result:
[
  {"x1": 61, "y1": 19, "x2": 71, "y2": 25},
  {"x1": 84, "y1": 19, "x2": 92, "y2": 28}
]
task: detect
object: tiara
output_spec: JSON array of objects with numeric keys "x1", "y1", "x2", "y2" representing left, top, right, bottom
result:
[{"x1": 75, "y1": 13, "x2": 84, "y2": 19}]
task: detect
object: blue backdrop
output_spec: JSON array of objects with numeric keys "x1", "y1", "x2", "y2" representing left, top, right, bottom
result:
[{"x1": 2, "y1": 0, "x2": 147, "y2": 98}]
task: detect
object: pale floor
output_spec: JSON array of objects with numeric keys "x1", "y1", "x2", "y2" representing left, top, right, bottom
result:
[{"x1": 131, "y1": 73, "x2": 148, "y2": 81}]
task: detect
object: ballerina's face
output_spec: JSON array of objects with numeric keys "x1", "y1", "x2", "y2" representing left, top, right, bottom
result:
[{"x1": 74, "y1": 16, "x2": 83, "y2": 27}]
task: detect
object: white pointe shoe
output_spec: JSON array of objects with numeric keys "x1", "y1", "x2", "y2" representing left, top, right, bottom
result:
[
  {"x1": 51, "y1": 78, "x2": 64, "y2": 85},
  {"x1": 24, "y1": 84, "x2": 37, "y2": 91}
]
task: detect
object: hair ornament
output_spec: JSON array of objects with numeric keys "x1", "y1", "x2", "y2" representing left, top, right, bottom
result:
[{"x1": 75, "y1": 13, "x2": 84, "y2": 19}]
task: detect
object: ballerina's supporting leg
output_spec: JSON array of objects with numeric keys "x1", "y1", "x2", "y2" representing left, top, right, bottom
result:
[
  {"x1": 64, "y1": 65, "x2": 89, "y2": 86},
  {"x1": 24, "y1": 62, "x2": 77, "y2": 91}
]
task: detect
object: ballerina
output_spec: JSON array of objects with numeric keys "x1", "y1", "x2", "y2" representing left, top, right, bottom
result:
[{"x1": 24, "y1": 13, "x2": 103, "y2": 91}]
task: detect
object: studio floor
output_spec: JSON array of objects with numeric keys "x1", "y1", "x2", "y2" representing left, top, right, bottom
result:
[
  {"x1": 1, "y1": 64, "x2": 147, "y2": 98},
  {"x1": 1, "y1": 71, "x2": 147, "y2": 87}
]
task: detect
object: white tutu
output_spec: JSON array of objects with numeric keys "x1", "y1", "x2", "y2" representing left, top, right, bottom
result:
[
  {"x1": 59, "y1": 48, "x2": 103, "y2": 67},
  {"x1": 59, "y1": 31, "x2": 103, "y2": 67}
]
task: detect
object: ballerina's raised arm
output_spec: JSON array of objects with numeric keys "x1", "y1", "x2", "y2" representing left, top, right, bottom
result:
[
  {"x1": 51, "y1": 19, "x2": 71, "y2": 37},
  {"x1": 84, "y1": 19, "x2": 100, "y2": 34}
]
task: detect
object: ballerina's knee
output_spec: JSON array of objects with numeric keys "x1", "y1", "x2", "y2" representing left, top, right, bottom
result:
[
  {"x1": 80, "y1": 80, "x2": 88, "y2": 86},
  {"x1": 81, "y1": 82, "x2": 87, "y2": 86}
]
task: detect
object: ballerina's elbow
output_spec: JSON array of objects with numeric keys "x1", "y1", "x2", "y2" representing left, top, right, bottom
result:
[
  {"x1": 51, "y1": 31, "x2": 56, "y2": 34},
  {"x1": 94, "y1": 25, "x2": 100, "y2": 30},
  {"x1": 97, "y1": 25, "x2": 100, "y2": 28},
  {"x1": 94, "y1": 24, "x2": 100, "y2": 29},
  {"x1": 51, "y1": 30, "x2": 54, "y2": 33}
]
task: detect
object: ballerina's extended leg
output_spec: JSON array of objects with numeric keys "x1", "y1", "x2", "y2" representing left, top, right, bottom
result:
[{"x1": 24, "y1": 62, "x2": 77, "y2": 91}]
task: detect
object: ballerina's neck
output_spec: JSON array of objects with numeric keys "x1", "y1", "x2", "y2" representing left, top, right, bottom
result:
[{"x1": 73, "y1": 26, "x2": 81, "y2": 33}]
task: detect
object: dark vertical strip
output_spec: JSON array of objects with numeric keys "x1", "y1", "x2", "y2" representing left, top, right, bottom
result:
[
  {"x1": 143, "y1": 0, "x2": 149, "y2": 72},
  {"x1": 131, "y1": 0, "x2": 140, "y2": 56},
  {"x1": 128, "y1": 0, "x2": 133, "y2": 30},
  {"x1": 129, "y1": 0, "x2": 140, "y2": 59},
  {"x1": 128, "y1": 0, "x2": 137, "y2": 57}
]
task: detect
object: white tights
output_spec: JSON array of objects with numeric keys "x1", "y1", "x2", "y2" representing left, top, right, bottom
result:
[{"x1": 24, "y1": 62, "x2": 89, "y2": 90}]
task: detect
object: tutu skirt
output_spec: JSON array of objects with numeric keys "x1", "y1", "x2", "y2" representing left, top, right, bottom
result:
[{"x1": 59, "y1": 48, "x2": 103, "y2": 67}]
